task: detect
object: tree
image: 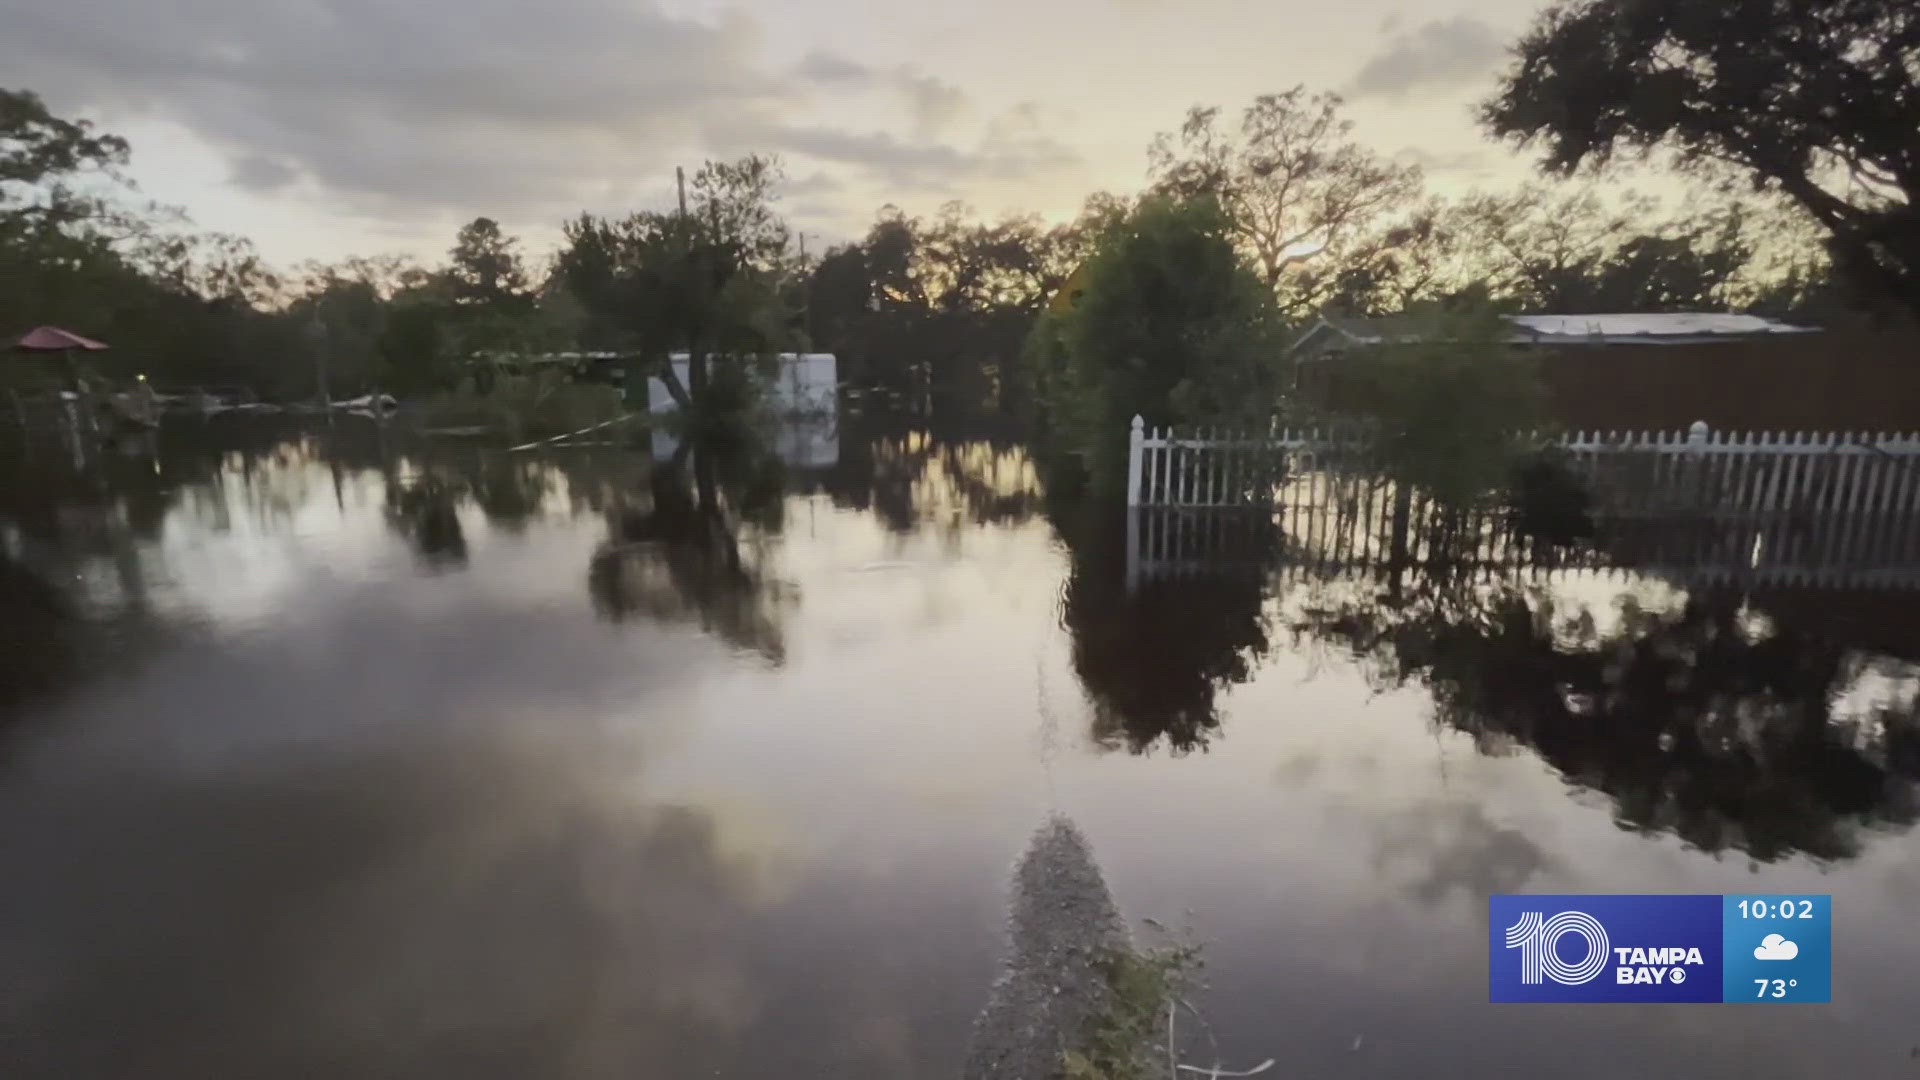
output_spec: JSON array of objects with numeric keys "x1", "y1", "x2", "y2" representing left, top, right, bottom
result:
[
  {"x1": 553, "y1": 212, "x2": 637, "y2": 349},
  {"x1": 1, "y1": 87, "x2": 128, "y2": 235},
  {"x1": 1321, "y1": 183, "x2": 1780, "y2": 316},
  {"x1": 288, "y1": 267, "x2": 388, "y2": 396},
  {"x1": 1318, "y1": 198, "x2": 1482, "y2": 316},
  {"x1": 1031, "y1": 196, "x2": 1289, "y2": 493},
  {"x1": 1482, "y1": 0, "x2": 1920, "y2": 319},
  {"x1": 689, "y1": 155, "x2": 790, "y2": 273},
  {"x1": 551, "y1": 156, "x2": 801, "y2": 413},
  {"x1": 1149, "y1": 88, "x2": 1421, "y2": 313},
  {"x1": 805, "y1": 243, "x2": 872, "y2": 351},
  {"x1": 1451, "y1": 185, "x2": 1759, "y2": 313},
  {"x1": 447, "y1": 217, "x2": 530, "y2": 308},
  {"x1": 1, "y1": 88, "x2": 135, "y2": 353}
]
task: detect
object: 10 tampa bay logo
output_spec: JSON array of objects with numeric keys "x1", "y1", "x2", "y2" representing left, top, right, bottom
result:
[
  {"x1": 1489, "y1": 894, "x2": 1725, "y2": 1003},
  {"x1": 1505, "y1": 910, "x2": 1705, "y2": 986},
  {"x1": 1491, "y1": 894, "x2": 1831, "y2": 1003}
]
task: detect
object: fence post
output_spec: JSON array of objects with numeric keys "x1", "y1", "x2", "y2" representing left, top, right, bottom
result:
[
  {"x1": 1687, "y1": 420, "x2": 1709, "y2": 508},
  {"x1": 1127, "y1": 414, "x2": 1145, "y2": 508}
]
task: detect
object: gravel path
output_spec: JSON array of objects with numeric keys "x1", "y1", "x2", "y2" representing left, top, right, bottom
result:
[{"x1": 963, "y1": 815, "x2": 1131, "y2": 1080}]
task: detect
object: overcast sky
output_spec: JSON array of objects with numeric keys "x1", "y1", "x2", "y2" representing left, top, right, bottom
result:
[{"x1": 1, "y1": 0, "x2": 1555, "y2": 266}]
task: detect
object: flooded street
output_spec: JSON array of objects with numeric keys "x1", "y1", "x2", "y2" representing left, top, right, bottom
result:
[{"x1": 4, "y1": 417, "x2": 1919, "y2": 1078}]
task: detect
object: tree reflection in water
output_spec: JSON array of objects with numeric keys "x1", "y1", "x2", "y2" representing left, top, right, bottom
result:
[
  {"x1": 385, "y1": 477, "x2": 468, "y2": 568},
  {"x1": 0, "y1": 420, "x2": 359, "y2": 716},
  {"x1": 1055, "y1": 500, "x2": 1284, "y2": 755},
  {"x1": 1100, "y1": 464, "x2": 1920, "y2": 861},
  {"x1": 587, "y1": 432, "x2": 794, "y2": 663},
  {"x1": 12, "y1": 416, "x2": 1919, "y2": 863},
  {"x1": 1285, "y1": 574, "x2": 1920, "y2": 861},
  {"x1": 807, "y1": 410, "x2": 1040, "y2": 536}
]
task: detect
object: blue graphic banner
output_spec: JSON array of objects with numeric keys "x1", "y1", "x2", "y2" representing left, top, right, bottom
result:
[{"x1": 1490, "y1": 894, "x2": 1830, "y2": 1003}]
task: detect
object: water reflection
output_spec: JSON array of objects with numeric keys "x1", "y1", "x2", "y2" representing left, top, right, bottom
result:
[
  {"x1": 1118, "y1": 493, "x2": 1920, "y2": 860},
  {"x1": 806, "y1": 415, "x2": 1040, "y2": 534},
  {"x1": 1285, "y1": 576, "x2": 1920, "y2": 861},
  {"x1": 386, "y1": 477, "x2": 469, "y2": 568},
  {"x1": 9, "y1": 418, "x2": 1920, "y2": 1077},
  {"x1": 4, "y1": 733, "x2": 783, "y2": 1078},
  {"x1": 589, "y1": 437, "x2": 793, "y2": 662},
  {"x1": 1057, "y1": 504, "x2": 1280, "y2": 753}
]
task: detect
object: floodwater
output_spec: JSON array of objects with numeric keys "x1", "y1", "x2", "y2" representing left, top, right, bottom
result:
[{"x1": 2, "y1": 415, "x2": 1918, "y2": 1078}]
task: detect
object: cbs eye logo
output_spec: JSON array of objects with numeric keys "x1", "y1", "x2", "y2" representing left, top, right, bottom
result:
[{"x1": 1504, "y1": 911, "x2": 1610, "y2": 986}]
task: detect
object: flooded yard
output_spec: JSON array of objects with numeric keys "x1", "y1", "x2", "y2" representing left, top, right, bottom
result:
[{"x1": 3, "y1": 417, "x2": 1918, "y2": 1078}]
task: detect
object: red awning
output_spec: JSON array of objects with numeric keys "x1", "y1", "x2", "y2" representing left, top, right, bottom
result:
[{"x1": 13, "y1": 326, "x2": 109, "y2": 351}]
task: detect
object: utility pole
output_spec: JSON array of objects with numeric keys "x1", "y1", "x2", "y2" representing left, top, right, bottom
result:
[
  {"x1": 677, "y1": 165, "x2": 707, "y2": 402},
  {"x1": 796, "y1": 231, "x2": 812, "y2": 341}
]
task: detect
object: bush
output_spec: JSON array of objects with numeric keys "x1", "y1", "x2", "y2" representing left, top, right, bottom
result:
[
  {"x1": 1509, "y1": 446, "x2": 1596, "y2": 546},
  {"x1": 1029, "y1": 197, "x2": 1289, "y2": 495},
  {"x1": 1335, "y1": 306, "x2": 1547, "y2": 507}
]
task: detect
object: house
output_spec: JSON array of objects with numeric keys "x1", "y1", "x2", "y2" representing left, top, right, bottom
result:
[{"x1": 1292, "y1": 312, "x2": 1920, "y2": 431}]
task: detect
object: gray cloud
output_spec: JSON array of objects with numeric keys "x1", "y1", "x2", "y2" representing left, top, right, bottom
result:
[
  {"x1": 795, "y1": 50, "x2": 873, "y2": 85},
  {"x1": 0, "y1": 0, "x2": 1062, "y2": 233},
  {"x1": 793, "y1": 51, "x2": 971, "y2": 136},
  {"x1": 1350, "y1": 15, "x2": 1507, "y2": 99},
  {"x1": 763, "y1": 118, "x2": 1076, "y2": 192},
  {"x1": 785, "y1": 171, "x2": 847, "y2": 198},
  {"x1": 2, "y1": 0, "x2": 780, "y2": 215},
  {"x1": 897, "y1": 72, "x2": 969, "y2": 135},
  {"x1": 228, "y1": 153, "x2": 300, "y2": 193}
]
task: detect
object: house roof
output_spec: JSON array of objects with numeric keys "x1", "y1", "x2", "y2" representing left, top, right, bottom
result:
[
  {"x1": 1506, "y1": 313, "x2": 1816, "y2": 342},
  {"x1": 12, "y1": 326, "x2": 108, "y2": 352},
  {"x1": 1293, "y1": 312, "x2": 1816, "y2": 354}
]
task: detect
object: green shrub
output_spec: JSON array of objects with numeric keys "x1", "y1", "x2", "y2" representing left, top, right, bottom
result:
[
  {"x1": 1337, "y1": 306, "x2": 1548, "y2": 507},
  {"x1": 1029, "y1": 197, "x2": 1289, "y2": 495}
]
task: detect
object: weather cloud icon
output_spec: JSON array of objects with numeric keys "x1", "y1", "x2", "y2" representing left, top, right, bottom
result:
[{"x1": 1754, "y1": 934, "x2": 1800, "y2": 961}]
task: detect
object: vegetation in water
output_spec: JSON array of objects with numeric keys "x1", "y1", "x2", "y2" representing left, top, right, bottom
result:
[
  {"x1": 1328, "y1": 305, "x2": 1549, "y2": 508},
  {"x1": 1061, "y1": 939, "x2": 1204, "y2": 1080}
]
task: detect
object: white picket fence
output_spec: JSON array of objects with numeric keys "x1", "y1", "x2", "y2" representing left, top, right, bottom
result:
[
  {"x1": 1123, "y1": 417, "x2": 1920, "y2": 589},
  {"x1": 1561, "y1": 423, "x2": 1920, "y2": 521},
  {"x1": 1127, "y1": 416, "x2": 1920, "y2": 516}
]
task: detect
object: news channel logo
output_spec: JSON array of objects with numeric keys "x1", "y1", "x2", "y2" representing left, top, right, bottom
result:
[{"x1": 1489, "y1": 895, "x2": 1830, "y2": 1003}]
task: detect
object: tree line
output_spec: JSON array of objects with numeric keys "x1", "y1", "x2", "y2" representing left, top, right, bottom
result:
[{"x1": 1, "y1": 0, "x2": 1912, "y2": 407}]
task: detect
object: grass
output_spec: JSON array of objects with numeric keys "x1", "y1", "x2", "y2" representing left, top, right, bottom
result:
[{"x1": 1061, "y1": 940, "x2": 1204, "y2": 1080}]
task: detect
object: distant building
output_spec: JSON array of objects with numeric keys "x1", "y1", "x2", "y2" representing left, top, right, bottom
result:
[
  {"x1": 645, "y1": 353, "x2": 839, "y2": 469},
  {"x1": 1293, "y1": 312, "x2": 1920, "y2": 431},
  {"x1": 643, "y1": 352, "x2": 837, "y2": 419}
]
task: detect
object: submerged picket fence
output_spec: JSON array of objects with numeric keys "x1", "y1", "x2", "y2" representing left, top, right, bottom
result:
[
  {"x1": 1123, "y1": 417, "x2": 1920, "y2": 589},
  {"x1": 1127, "y1": 416, "x2": 1920, "y2": 516}
]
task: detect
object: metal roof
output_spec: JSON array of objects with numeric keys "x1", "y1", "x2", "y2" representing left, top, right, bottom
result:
[
  {"x1": 1505, "y1": 313, "x2": 1815, "y2": 341},
  {"x1": 1293, "y1": 312, "x2": 1818, "y2": 354}
]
